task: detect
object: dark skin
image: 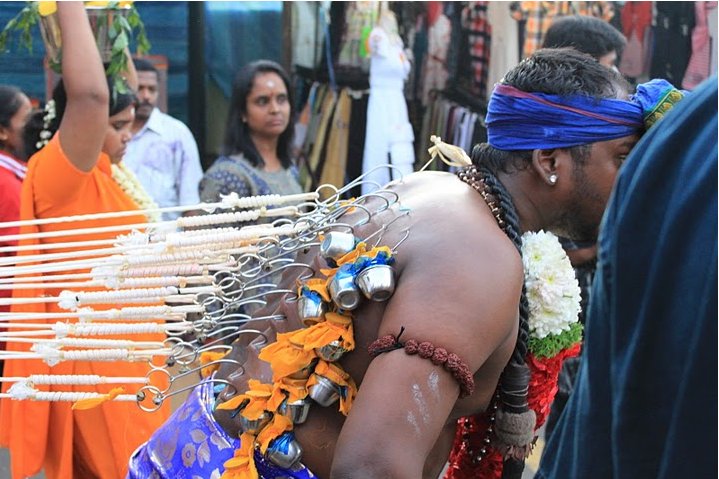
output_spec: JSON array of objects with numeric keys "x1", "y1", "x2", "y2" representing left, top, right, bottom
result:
[{"x1": 211, "y1": 134, "x2": 638, "y2": 478}]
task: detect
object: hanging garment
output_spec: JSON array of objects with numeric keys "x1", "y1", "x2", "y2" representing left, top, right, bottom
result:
[
  {"x1": 319, "y1": 88, "x2": 353, "y2": 190},
  {"x1": 361, "y1": 25, "x2": 415, "y2": 194},
  {"x1": 511, "y1": 1, "x2": 614, "y2": 59},
  {"x1": 619, "y1": 1, "x2": 654, "y2": 78},
  {"x1": 488, "y1": 2, "x2": 519, "y2": 96},
  {"x1": 682, "y1": 2, "x2": 718, "y2": 89},
  {"x1": 650, "y1": 2, "x2": 696, "y2": 85},
  {"x1": 421, "y1": 12, "x2": 452, "y2": 104},
  {"x1": 461, "y1": 2, "x2": 492, "y2": 99}
]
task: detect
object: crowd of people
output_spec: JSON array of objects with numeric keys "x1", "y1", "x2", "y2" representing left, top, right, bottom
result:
[{"x1": 0, "y1": 3, "x2": 715, "y2": 479}]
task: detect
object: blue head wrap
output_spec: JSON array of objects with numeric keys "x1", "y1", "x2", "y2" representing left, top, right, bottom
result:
[{"x1": 486, "y1": 79, "x2": 682, "y2": 150}]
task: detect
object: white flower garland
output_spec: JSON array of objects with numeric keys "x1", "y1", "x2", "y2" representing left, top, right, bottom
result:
[
  {"x1": 110, "y1": 162, "x2": 161, "y2": 223},
  {"x1": 521, "y1": 230, "x2": 582, "y2": 339}
]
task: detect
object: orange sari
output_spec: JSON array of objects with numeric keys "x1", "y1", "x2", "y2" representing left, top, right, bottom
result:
[{"x1": 0, "y1": 135, "x2": 170, "y2": 479}]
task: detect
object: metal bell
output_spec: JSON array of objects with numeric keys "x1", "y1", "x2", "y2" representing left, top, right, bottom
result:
[
  {"x1": 309, "y1": 374, "x2": 340, "y2": 407},
  {"x1": 308, "y1": 374, "x2": 340, "y2": 407},
  {"x1": 320, "y1": 232, "x2": 357, "y2": 261},
  {"x1": 315, "y1": 340, "x2": 348, "y2": 362},
  {"x1": 265, "y1": 432, "x2": 304, "y2": 469},
  {"x1": 238, "y1": 411, "x2": 272, "y2": 435},
  {"x1": 297, "y1": 293, "x2": 327, "y2": 327},
  {"x1": 355, "y1": 264, "x2": 396, "y2": 302},
  {"x1": 328, "y1": 267, "x2": 361, "y2": 310},
  {"x1": 278, "y1": 397, "x2": 311, "y2": 424}
]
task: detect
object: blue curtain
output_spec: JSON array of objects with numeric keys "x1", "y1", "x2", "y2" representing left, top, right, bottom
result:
[{"x1": 204, "y1": 1, "x2": 282, "y2": 99}]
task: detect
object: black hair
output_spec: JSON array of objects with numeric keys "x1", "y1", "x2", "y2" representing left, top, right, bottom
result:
[
  {"x1": 23, "y1": 75, "x2": 134, "y2": 159},
  {"x1": 468, "y1": 48, "x2": 628, "y2": 477},
  {"x1": 0, "y1": 84, "x2": 26, "y2": 154},
  {"x1": 133, "y1": 57, "x2": 159, "y2": 76},
  {"x1": 474, "y1": 48, "x2": 628, "y2": 174},
  {"x1": 0, "y1": 85, "x2": 24, "y2": 130},
  {"x1": 543, "y1": 15, "x2": 627, "y2": 60},
  {"x1": 221, "y1": 59, "x2": 295, "y2": 169}
]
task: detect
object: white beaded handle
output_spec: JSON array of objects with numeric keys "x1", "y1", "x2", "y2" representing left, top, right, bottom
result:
[
  {"x1": 0, "y1": 374, "x2": 149, "y2": 385},
  {"x1": 0, "y1": 383, "x2": 137, "y2": 402}
]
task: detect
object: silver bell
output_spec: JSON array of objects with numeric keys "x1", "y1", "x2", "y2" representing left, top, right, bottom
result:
[
  {"x1": 328, "y1": 269, "x2": 361, "y2": 310},
  {"x1": 238, "y1": 411, "x2": 272, "y2": 435},
  {"x1": 297, "y1": 293, "x2": 327, "y2": 327},
  {"x1": 315, "y1": 340, "x2": 348, "y2": 362},
  {"x1": 278, "y1": 397, "x2": 311, "y2": 424},
  {"x1": 355, "y1": 264, "x2": 396, "y2": 302},
  {"x1": 308, "y1": 374, "x2": 340, "y2": 407},
  {"x1": 320, "y1": 232, "x2": 357, "y2": 261},
  {"x1": 265, "y1": 432, "x2": 304, "y2": 469}
]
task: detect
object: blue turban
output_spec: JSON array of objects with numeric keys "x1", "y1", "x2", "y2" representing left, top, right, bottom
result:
[{"x1": 486, "y1": 79, "x2": 683, "y2": 150}]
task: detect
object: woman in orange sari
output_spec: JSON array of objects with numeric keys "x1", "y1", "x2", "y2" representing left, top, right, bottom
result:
[{"x1": 0, "y1": 3, "x2": 169, "y2": 478}]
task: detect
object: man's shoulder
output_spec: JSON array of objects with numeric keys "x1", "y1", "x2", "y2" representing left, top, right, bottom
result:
[{"x1": 149, "y1": 109, "x2": 195, "y2": 138}]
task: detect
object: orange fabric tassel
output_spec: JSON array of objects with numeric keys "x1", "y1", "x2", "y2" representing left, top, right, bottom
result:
[
  {"x1": 258, "y1": 333, "x2": 317, "y2": 381},
  {"x1": 301, "y1": 278, "x2": 331, "y2": 303},
  {"x1": 308, "y1": 361, "x2": 358, "y2": 415},
  {"x1": 220, "y1": 432, "x2": 258, "y2": 479},
  {"x1": 198, "y1": 350, "x2": 227, "y2": 378},
  {"x1": 71, "y1": 387, "x2": 126, "y2": 410},
  {"x1": 289, "y1": 312, "x2": 355, "y2": 351},
  {"x1": 216, "y1": 380, "x2": 276, "y2": 419},
  {"x1": 256, "y1": 414, "x2": 293, "y2": 454}
]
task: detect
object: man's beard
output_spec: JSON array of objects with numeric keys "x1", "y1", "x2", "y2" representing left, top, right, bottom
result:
[{"x1": 135, "y1": 101, "x2": 153, "y2": 121}]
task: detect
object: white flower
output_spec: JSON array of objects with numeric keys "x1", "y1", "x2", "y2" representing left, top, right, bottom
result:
[
  {"x1": 521, "y1": 230, "x2": 581, "y2": 339},
  {"x1": 111, "y1": 163, "x2": 161, "y2": 223}
]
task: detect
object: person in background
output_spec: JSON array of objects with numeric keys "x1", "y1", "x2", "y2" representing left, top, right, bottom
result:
[
  {"x1": 0, "y1": 3, "x2": 168, "y2": 479},
  {"x1": 543, "y1": 14, "x2": 626, "y2": 69},
  {"x1": 537, "y1": 77, "x2": 717, "y2": 479},
  {"x1": 0, "y1": 84, "x2": 32, "y2": 376},
  {"x1": 123, "y1": 58, "x2": 203, "y2": 221},
  {"x1": 540, "y1": 13, "x2": 628, "y2": 438},
  {"x1": 199, "y1": 59, "x2": 302, "y2": 204}
]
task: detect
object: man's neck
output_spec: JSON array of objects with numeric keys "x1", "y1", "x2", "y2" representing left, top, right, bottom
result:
[
  {"x1": 497, "y1": 171, "x2": 545, "y2": 235},
  {"x1": 132, "y1": 115, "x2": 151, "y2": 135}
]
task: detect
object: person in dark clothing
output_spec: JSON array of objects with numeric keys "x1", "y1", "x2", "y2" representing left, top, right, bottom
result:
[{"x1": 537, "y1": 77, "x2": 717, "y2": 479}]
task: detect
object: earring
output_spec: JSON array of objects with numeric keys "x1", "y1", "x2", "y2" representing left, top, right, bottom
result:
[{"x1": 549, "y1": 174, "x2": 558, "y2": 185}]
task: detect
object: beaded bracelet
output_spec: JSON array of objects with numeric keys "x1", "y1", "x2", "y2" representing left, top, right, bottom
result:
[{"x1": 368, "y1": 329, "x2": 475, "y2": 398}]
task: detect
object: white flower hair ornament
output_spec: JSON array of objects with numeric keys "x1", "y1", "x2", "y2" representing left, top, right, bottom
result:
[{"x1": 36, "y1": 99, "x2": 56, "y2": 150}]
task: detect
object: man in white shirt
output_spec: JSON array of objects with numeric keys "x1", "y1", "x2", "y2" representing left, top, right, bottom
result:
[{"x1": 124, "y1": 58, "x2": 203, "y2": 220}]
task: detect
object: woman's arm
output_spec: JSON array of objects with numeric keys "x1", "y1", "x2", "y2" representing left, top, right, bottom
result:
[{"x1": 56, "y1": 1, "x2": 109, "y2": 172}]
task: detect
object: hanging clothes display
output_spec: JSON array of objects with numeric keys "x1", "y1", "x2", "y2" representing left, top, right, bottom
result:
[
  {"x1": 510, "y1": 1, "x2": 615, "y2": 59},
  {"x1": 487, "y1": 2, "x2": 519, "y2": 98},
  {"x1": 682, "y1": 1, "x2": 718, "y2": 90},
  {"x1": 418, "y1": 93, "x2": 487, "y2": 171},
  {"x1": 650, "y1": 2, "x2": 695, "y2": 85},
  {"x1": 319, "y1": 89, "x2": 352, "y2": 189},
  {"x1": 619, "y1": 1, "x2": 654, "y2": 79},
  {"x1": 461, "y1": 2, "x2": 492, "y2": 100},
  {"x1": 361, "y1": 12, "x2": 415, "y2": 194},
  {"x1": 421, "y1": 2, "x2": 452, "y2": 104}
]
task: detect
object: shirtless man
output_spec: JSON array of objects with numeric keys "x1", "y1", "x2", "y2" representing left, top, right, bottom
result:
[{"x1": 129, "y1": 49, "x2": 678, "y2": 478}]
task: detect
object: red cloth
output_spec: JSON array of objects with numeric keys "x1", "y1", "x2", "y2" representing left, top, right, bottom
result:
[
  {"x1": 444, "y1": 342, "x2": 582, "y2": 479},
  {"x1": 682, "y1": 2, "x2": 718, "y2": 89},
  {"x1": 621, "y1": 1, "x2": 653, "y2": 40},
  {"x1": 0, "y1": 151, "x2": 25, "y2": 353}
]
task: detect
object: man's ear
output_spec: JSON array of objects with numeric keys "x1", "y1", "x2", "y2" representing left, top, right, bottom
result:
[
  {"x1": 531, "y1": 148, "x2": 562, "y2": 186},
  {"x1": 0, "y1": 125, "x2": 9, "y2": 143}
]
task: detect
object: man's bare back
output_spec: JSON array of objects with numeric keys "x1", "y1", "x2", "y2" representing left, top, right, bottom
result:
[{"x1": 213, "y1": 171, "x2": 522, "y2": 477}]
